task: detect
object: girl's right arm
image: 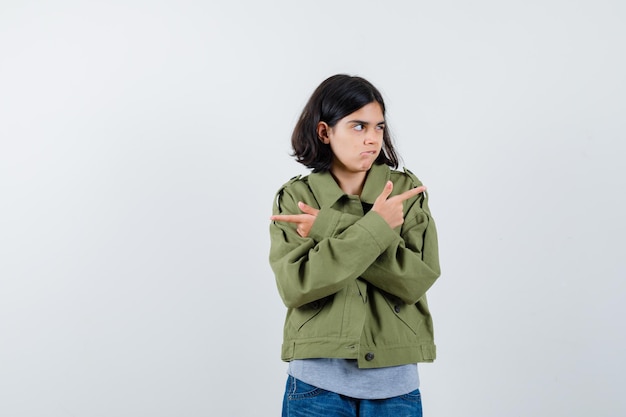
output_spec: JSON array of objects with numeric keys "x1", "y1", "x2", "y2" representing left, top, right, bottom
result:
[{"x1": 269, "y1": 183, "x2": 399, "y2": 309}]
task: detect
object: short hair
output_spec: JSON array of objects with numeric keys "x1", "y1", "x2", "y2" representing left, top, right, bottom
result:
[{"x1": 291, "y1": 74, "x2": 400, "y2": 172}]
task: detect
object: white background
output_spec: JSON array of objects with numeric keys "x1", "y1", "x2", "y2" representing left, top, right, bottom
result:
[{"x1": 1, "y1": 1, "x2": 624, "y2": 416}]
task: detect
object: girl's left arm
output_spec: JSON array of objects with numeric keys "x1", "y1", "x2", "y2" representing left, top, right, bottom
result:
[{"x1": 360, "y1": 193, "x2": 441, "y2": 304}]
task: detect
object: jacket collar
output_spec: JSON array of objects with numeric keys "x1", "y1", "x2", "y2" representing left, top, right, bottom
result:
[{"x1": 308, "y1": 163, "x2": 391, "y2": 207}]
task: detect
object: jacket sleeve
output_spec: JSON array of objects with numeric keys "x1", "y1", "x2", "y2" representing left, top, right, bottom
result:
[
  {"x1": 269, "y1": 183, "x2": 400, "y2": 309},
  {"x1": 360, "y1": 191, "x2": 441, "y2": 305}
]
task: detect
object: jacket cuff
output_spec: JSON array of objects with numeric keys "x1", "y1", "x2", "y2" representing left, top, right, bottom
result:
[
  {"x1": 309, "y1": 207, "x2": 341, "y2": 242},
  {"x1": 355, "y1": 211, "x2": 399, "y2": 251}
]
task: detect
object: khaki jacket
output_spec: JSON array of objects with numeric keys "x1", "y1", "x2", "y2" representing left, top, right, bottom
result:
[{"x1": 269, "y1": 163, "x2": 441, "y2": 368}]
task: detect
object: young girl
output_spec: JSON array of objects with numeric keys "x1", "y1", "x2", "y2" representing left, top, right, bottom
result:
[{"x1": 269, "y1": 74, "x2": 440, "y2": 417}]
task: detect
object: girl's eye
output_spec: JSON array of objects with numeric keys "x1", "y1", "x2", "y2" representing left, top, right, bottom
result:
[
  {"x1": 376, "y1": 125, "x2": 385, "y2": 131},
  {"x1": 354, "y1": 124, "x2": 364, "y2": 131}
]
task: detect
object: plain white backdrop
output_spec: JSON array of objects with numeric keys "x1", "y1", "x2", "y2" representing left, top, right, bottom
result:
[{"x1": 1, "y1": 1, "x2": 624, "y2": 416}]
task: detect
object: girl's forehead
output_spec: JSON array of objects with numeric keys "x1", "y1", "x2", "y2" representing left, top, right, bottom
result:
[{"x1": 341, "y1": 102, "x2": 385, "y2": 122}]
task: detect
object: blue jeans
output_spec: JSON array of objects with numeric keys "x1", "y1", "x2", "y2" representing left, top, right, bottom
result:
[{"x1": 282, "y1": 376, "x2": 423, "y2": 417}]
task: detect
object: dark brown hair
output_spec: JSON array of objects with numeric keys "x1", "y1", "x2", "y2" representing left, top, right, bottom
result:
[{"x1": 291, "y1": 74, "x2": 399, "y2": 172}]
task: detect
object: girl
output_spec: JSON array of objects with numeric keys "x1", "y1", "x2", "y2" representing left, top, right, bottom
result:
[{"x1": 269, "y1": 74, "x2": 440, "y2": 417}]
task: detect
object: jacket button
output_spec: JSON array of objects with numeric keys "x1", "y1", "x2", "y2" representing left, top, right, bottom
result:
[
  {"x1": 394, "y1": 305, "x2": 401, "y2": 313},
  {"x1": 365, "y1": 352, "x2": 375, "y2": 361}
]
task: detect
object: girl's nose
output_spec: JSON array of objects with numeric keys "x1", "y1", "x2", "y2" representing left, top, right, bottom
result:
[{"x1": 364, "y1": 131, "x2": 378, "y2": 144}]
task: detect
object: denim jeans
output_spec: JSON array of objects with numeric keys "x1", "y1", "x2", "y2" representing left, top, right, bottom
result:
[{"x1": 282, "y1": 376, "x2": 423, "y2": 417}]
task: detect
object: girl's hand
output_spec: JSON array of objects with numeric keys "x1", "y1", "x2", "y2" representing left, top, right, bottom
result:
[
  {"x1": 270, "y1": 202, "x2": 319, "y2": 237},
  {"x1": 372, "y1": 181, "x2": 426, "y2": 229}
]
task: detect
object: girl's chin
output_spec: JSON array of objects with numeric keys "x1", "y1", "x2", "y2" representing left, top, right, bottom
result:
[
  {"x1": 331, "y1": 159, "x2": 376, "y2": 174},
  {"x1": 359, "y1": 161, "x2": 376, "y2": 171}
]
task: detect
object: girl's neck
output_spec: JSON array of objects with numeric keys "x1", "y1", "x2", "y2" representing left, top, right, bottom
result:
[{"x1": 330, "y1": 169, "x2": 368, "y2": 196}]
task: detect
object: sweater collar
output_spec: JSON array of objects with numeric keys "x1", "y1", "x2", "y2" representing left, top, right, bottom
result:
[{"x1": 308, "y1": 163, "x2": 391, "y2": 207}]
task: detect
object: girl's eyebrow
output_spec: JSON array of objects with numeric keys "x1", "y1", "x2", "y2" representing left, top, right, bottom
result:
[{"x1": 346, "y1": 119, "x2": 386, "y2": 125}]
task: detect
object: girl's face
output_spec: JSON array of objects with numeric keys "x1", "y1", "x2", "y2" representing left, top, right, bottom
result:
[{"x1": 318, "y1": 101, "x2": 385, "y2": 178}]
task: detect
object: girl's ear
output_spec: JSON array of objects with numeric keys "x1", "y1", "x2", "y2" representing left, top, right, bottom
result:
[{"x1": 317, "y1": 122, "x2": 330, "y2": 144}]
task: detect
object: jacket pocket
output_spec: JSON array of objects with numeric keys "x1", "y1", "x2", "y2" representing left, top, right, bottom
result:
[
  {"x1": 287, "y1": 296, "x2": 332, "y2": 331},
  {"x1": 381, "y1": 293, "x2": 423, "y2": 335}
]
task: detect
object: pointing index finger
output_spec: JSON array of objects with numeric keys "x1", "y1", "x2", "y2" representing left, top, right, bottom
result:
[
  {"x1": 397, "y1": 185, "x2": 427, "y2": 202},
  {"x1": 270, "y1": 214, "x2": 304, "y2": 224}
]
